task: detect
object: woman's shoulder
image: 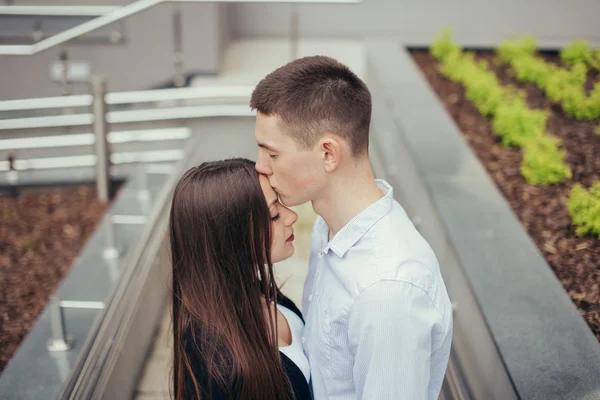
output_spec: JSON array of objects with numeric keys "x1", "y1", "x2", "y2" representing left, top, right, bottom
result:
[{"x1": 276, "y1": 292, "x2": 304, "y2": 323}]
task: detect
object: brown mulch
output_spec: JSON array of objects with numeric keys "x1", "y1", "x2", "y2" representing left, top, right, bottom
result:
[
  {"x1": 410, "y1": 50, "x2": 600, "y2": 341},
  {"x1": 0, "y1": 185, "x2": 109, "y2": 373}
]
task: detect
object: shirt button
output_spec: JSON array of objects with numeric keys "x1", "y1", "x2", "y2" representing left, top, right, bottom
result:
[
  {"x1": 308, "y1": 294, "x2": 313, "y2": 302},
  {"x1": 318, "y1": 251, "x2": 325, "y2": 257},
  {"x1": 301, "y1": 336, "x2": 306, "y2": 344}
]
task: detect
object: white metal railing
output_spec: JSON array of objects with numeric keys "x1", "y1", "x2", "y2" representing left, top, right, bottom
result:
[
  {"x1": 0, "y1": 0, "x2": 360, "y2": 56},
  {"x1": 0, "y1": 85, "x2": 254, "y2": 112},
  {"x1": 0, "y1": 82, "x2": 255, "y2": 200},
  {"x1": 0, "y1": 5, "x2": 118, "y2": 16}
]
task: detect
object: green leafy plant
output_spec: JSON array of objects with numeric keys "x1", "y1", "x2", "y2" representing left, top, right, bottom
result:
[
  {"x1": 431, "y1": 31, "x2": 571, "y2": 185},
  {"x1": 567, "y1": 182, "x2": 600, "y2": 238},
  {"x1": 561, "y1": 39, "x2": 593, "y2": 65},
  {"x1": 431, "y1": 28, "x2": 461, "y2": 62},
  {"x1": 521, "y1": 136, "x2": 572, "y2": 185},
  {"x1": 497, "y1": 36, "x2": 537, "y2": 64},
  {"x1": 560, "y1": 39, "x2": 600, "y2": 69},
  {"x1": 497, "y1": 37, "x2": 600, "y2": 120},
  {"x1": 493, "y1": 95, "x2": 547, "y2": 147}
]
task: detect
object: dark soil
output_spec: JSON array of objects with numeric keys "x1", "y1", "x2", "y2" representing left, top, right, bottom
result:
[
  {"x1": 410, "y1": 49, "x2": 600, "y2": 341},
  {"x1": 0, "y1": 185, "x2": 109, "y2": 373}
]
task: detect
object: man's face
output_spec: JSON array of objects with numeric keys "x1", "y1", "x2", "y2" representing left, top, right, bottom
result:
[{"x1": 255, "y1": 112, "x2": 326, "y2": 207}]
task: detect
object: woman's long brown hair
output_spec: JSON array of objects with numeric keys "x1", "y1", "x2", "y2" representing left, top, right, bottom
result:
[{"x1": 170, "y1": 158, "x2": 292, "y2": 400}]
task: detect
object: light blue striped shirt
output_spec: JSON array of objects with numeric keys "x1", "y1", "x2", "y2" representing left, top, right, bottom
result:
[{"x1": 301, "y1": 179, "x2": 452, "y2": 400}]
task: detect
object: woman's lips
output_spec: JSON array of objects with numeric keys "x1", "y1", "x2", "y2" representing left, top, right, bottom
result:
[{"x1": 286, "y1": 233, "x2": 295, "y2": 242}]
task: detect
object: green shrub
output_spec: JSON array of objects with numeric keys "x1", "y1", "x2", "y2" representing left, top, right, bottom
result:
[
  {"x1": 521, "y1": 136, "x2": 572, "y2": 185},
  {"x1": 567, "y1": 182, "x2": 600, "y2": 238},
  {"x1": 431, "y1": 28, "x2": 461, "y2": 62},
  {"x1": 431, "y1": 30, "x2": 571, "y2": 186},
  {"x1": 493, "y1": 98, "x2": 547, "y2": 147},
  {"x1": 560, "y1": 39, "x2": 600, "y2": 69},
  {"x1": 498, "y1": 37, "x2": 599, "y2": 120},
  {"x1": 497, "y1": 36, "x2": 537, "y2": 63},
  {"x1": 560, "y1": 39, "x2": 594, "y2": 65}
]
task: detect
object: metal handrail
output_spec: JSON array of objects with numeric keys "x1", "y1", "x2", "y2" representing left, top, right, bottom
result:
[
  {"x1": 0, "y1": 6, "x2": 118, "y2": 16},
  {"x1": 61, "y1": 134, "x2": 201, "y2": 399},
  {"x1": 0, "y1": 85, "x2": 254, "y2": 112},
  {"x1": 0, "y1": 85, "x2": 254, "y2": 111},
  {"x1": 0, "y1": 0, "x2": 360, "y2": 56},
  {"x1": 0, "y1": 104, "x2": 253, "y2": 130}
]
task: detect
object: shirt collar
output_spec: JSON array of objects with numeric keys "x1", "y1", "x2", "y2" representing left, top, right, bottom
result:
[{"x1": 318, "y1": 179, "x2": 394, "y2": 258}]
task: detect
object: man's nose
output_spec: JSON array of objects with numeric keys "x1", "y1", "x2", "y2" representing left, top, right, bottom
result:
[{"x1": 255, "y1": 153, "x2": 272, "y2": 175}]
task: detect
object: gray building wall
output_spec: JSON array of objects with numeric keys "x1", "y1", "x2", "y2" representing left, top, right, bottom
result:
[
  {"x1": 1, "y1": 0, "x2": 597, "y2": 101},
  {"x1": 0, "y1": 2, "x2": 230, "y2": 100},
  {"x1": 231, "y1": 0, "x2": 600, "y2": 48}
]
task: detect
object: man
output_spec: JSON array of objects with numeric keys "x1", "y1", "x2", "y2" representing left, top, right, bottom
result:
[{"x1": 251, "y1": 55, "x2": 452, "y2": 399}]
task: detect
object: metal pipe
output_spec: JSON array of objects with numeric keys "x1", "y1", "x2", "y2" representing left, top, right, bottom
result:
[
  {"x1": 60, "y1": 301, "x2": 106, "y2": 310},
  {"x1": 0, "y1": 85, "x2": 251, "y2": 112},
  {"x1": 290, "y1": 4, "x2": 299, "y2": 61},
  {"x1": 172, "y1": 4, "x2": 185, "y2": 88},
  {"x1": 0, "y1": 104, "x2": 251, "y2": 131},
  {"x1": 59, "y1": 50, "x2": 72, "y2": 97},
  {"x1": 91, "y1": 76, "x2": 111, "y2": 202},
  {"x1": 47, "y1": 297, "x2": 75, "y2": 352},
  {"x1": 0, "y1": 5, "x2": 118, "y2": 16},
  {"x1": 107, "y1": 85, "x2": 253, "y2": 105},
  {"x1": 103, "y1": 213, "x2": 120, "y2": 260},
  {"x1": 0, "y1": 95, "x2": 91, "y2": 112},
  {"x1": 0, "y1": 114, "x2": 93, "y2": 130}
]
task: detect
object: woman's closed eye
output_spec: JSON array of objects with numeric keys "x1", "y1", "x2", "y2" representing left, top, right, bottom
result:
[{"x1": 271, "y1": 214, "x2": 281, "y2": 221}]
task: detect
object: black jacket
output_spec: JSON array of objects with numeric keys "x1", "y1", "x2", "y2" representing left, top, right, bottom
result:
[{"x1": 184, "y1": 294, "x2": 311, "y2": 400}]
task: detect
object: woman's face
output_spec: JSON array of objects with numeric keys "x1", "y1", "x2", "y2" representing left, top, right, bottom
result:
[{"x1": 259, "y1": 174, "x2": 298, "y2": 263}]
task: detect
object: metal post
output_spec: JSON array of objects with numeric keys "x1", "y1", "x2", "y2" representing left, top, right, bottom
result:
[
  {"x1": 91, "y1": 75, "x2": 110, "y2": 202},
  {"x1": 172, "y1": 5, "x2": 185, "y2": 88},
  {"x1": 289, "y1": 5, "x2": 299, "y2": 61},
  {"x1": 59, "y1": 50, "x2": 72, "y2": 96},
  {"x1": 47, "y1": 297, "x2": 75, "y2": 351},
  {"x1": 103, "y1": 213, "x2": 120, "y2": 260},
  {"x1": 6, "y1": 153, "x2": 18, "y2": 198},
  {"x1": 137, "y1": 163, "x2": 152, "y2": 215},
  {"x1": 32, "y1": 20, "x2": 44, "y2": 43}
]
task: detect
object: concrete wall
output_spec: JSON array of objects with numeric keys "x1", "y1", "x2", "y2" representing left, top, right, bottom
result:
[
  {"x1": 0, "y1": 2, "x2": 229, "y2": 100},
  {"x1": 231, "y1": 0, "x2": 600, "y2": 48}
]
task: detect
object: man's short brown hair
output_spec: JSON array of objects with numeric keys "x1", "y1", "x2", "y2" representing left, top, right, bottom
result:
[{"x1": 250, "y1": 55, "x2": 372, "y2": 157}]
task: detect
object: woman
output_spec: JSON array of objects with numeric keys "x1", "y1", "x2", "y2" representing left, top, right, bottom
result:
[{"x1": 169, "y1": 158, "x2": 310, "y2": 400}]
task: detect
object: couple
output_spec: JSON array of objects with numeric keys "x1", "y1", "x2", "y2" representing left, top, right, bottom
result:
[{"x1": 169, "y1": 56, "x2": 453, "y2": 399}]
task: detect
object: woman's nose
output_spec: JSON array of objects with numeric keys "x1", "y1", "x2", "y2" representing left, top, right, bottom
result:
[{"x1": 284, "y1": 208, "x2": 298, "y2": 226}]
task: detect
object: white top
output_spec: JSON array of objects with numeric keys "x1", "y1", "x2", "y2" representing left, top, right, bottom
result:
[
  {"x1": 277, "y1": 304, "x2": 311, "y2": 384},
  {"x1": 302, "y1": 179, "x2": 453, "y2": 399}
]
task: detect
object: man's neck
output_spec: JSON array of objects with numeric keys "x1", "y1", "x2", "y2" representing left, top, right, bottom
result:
[{"x1": 312, "y1": 161, "x2": 384, "y2": 240}]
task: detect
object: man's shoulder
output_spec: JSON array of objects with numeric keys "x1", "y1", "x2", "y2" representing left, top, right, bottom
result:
[{"x1": 368, "y1": 204, "x2": 440, "y2": 278}]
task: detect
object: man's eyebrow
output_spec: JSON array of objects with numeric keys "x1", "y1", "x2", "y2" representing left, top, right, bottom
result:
[{"x1": 258, "y1": 142, "x2": 277, "y2": 152}]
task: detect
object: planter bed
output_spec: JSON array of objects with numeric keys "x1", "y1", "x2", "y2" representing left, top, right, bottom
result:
[
  {"x1": 0, "y1": 185, "x2": 111, "y2": 373},
  {"x1": 410, "y1": 49, "x2": 600, "y2": 341}
]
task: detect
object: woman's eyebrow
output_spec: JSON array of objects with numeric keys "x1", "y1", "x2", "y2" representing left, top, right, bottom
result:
[{"x1": 268, "y1": 197, "x2": 278, "y2": 208}]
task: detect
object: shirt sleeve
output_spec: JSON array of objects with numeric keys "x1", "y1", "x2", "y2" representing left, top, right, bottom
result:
[{"x1": 347, "y1": 279, "x2": 443, "y2": 399}]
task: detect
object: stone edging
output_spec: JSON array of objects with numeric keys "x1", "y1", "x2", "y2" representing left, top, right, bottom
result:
[{"x1": 366, "y1": 39, "x2": 600, "y2": 400}]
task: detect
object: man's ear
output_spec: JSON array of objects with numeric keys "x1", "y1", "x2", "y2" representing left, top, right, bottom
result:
[{"x1": 320, "y1": 135, "x2": 344, "y2": 173}]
